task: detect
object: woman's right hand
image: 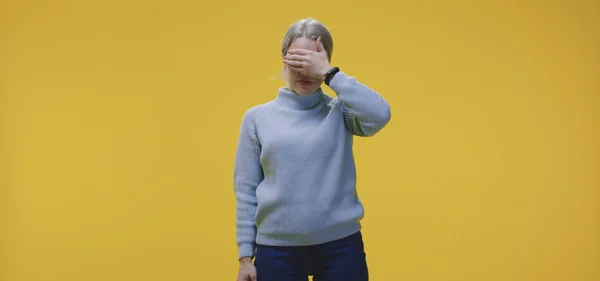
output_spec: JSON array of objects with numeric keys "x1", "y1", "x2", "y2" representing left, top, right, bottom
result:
[{"x1": 237, "y1": 257, "x2": 257, "y2": 281}]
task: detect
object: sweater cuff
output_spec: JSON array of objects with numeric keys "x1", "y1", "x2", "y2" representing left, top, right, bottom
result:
[{"x1": 238, "y1": 243, "x2": 256, "y2": 260}]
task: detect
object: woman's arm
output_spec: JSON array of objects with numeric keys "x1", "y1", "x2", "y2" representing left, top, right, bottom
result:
[
  {"x1": 282, "y1": 39, "x2": 391, "y2": 136},
  {"x1": 233, "y1": 109, "x2": 263, "y2": 260},
  {"x1": 328, "y1": 71, "x2": 392, "y2": 137}
]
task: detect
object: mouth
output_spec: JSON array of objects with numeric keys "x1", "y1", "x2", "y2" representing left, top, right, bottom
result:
[{"x1": 298, "y1": 80, "x2": 313, "y2": 86}]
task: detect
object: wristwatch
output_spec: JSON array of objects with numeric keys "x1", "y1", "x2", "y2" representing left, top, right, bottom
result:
[{"x1": 324, "y1": 67, "x2": 340, "y2": 86}]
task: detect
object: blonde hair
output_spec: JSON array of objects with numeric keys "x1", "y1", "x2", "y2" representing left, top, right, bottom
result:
[{"x1": 272, "y1": 17, "x2": 334, "y2": 81}]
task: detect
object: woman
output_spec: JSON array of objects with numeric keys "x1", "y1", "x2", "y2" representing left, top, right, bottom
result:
[{"x1": 234, "y1": 17, "x2": 391, "y2": 281}]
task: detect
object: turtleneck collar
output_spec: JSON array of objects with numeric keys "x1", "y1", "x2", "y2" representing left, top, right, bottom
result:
[{"x1": 275, "y1": 87, "x2": 324, "y2": 110}]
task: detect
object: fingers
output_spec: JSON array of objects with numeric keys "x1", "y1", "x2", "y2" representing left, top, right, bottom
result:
[
  {"x1": 237, "y1": 273, "x2": 255, "y2": 281},
  {"x1": 287, "y1": 48, "x2": 311, "y2": 55},
  {"x1": 283, "y1": 54, "x2": 308, "y2": 62},
  {"x1": 286, "y1": 65, "x2": 305, "y2": 74},
  {"x1": 283, "y1": 59, "x2": 305, "y2": 68}
]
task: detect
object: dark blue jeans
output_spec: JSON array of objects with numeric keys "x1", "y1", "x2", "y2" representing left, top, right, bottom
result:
[{"x1": 254, "y1": 231, "x2": 369, "y2": 281}]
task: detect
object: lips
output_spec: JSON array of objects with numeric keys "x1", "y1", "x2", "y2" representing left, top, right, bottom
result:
[{"x1": 298, "y1": 80, "x2": 312, "y2": 86}]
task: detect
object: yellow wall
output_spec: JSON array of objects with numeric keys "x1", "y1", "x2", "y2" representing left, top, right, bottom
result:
[{"x1": 2, "y1": 0, "x2": 598, "y2": 280}]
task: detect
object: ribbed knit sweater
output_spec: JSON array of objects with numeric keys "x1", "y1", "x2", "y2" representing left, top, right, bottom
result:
[{"x1": 233, "y1": 71, "x2": 391, "y2": 260}]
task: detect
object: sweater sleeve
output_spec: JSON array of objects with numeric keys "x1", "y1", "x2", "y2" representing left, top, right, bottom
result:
[
  {"x1": 233, "y1": 109, "x2": 263, "y2": 260},
  {"x1": 328, "y1": 71, "x2": 391, "y2": 137}
]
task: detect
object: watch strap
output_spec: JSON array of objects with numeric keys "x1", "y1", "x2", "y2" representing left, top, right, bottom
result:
[{"x1": 324, "y1": 67, "x2": 340, "y2": 86}]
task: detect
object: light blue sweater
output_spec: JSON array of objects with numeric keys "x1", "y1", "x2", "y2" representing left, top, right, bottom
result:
[{"x1": 233, "y1": 71, "x2": 391, "y2": 260}]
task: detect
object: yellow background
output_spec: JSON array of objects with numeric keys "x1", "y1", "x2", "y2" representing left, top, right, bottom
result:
[{"x1": 2, "y1": 0, "x2": 598, "y2": 280}]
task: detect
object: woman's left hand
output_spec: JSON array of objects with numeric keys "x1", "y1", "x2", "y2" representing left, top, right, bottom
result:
[{"x1": 283, "y1": 37, "x2": 332, "y2": 80}]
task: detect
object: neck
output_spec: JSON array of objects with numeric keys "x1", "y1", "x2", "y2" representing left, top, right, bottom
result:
[{"x1": 276, "y1": 87, "x2": 324, "y2": 110}]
